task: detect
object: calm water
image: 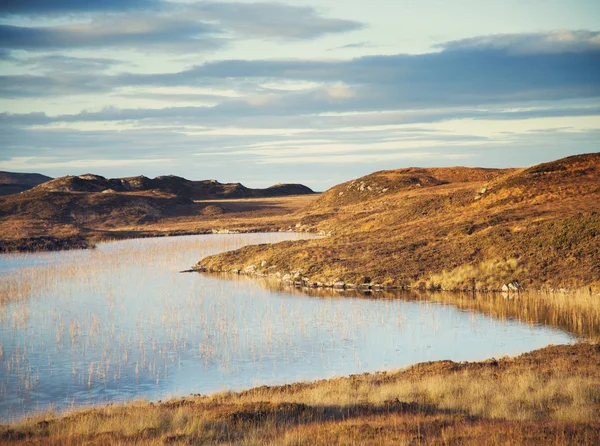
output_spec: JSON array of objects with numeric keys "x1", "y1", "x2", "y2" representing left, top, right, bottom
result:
[{"x1": 0, "y1": 233, "x2": 576, "y2": 422}]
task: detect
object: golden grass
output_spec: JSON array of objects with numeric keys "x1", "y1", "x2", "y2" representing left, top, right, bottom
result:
[
  {"x1": 198, "y1": 154, "x2": 600, "y2": 291},
  {"x1": 2, "y1": 343, "x2": 598, "y2": 445},
  {"x1": 426, "y1": 257, "x2": 525, "y2": 291},
  {"x1": 430, "y1": 288, "x2": 600, "y2": 341}
]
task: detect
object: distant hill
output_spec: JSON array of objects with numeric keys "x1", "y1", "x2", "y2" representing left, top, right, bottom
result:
[
  {"x1": 196, "y1": 153, "x2": 600, "y2": 291},
  {"x1": 0, "y1": 171, "x2": 53, "y2": 196},
  {"x1": 31, "y1": 174, "x2": 314, "y2": 200},
  {"x1": 0, "y1": 172, "x2": 317, "y2": 252}
]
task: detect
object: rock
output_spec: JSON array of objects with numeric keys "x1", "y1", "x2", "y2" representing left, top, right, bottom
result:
[
  {"x1": 282, "y1": 274, "x2": 292, "y2": 281},
  {"x1": 244, "y1": 265, "x2": 257, "y2": 273},
  {"x1": 333, "y1": 281, "x2": 345, "y2": 289},
  {"x1": 502, "y1": 281, "x2": 521, "y2": 292},
  {"x1": 261, "y1": 260, "x2": 268, "y2": 267}
]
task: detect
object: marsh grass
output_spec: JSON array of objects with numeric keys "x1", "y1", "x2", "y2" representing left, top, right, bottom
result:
[
  {"x1": 418, "y1": 288, "x2": 600, "y2": 340},
  {"x1": 1, "y1": 233, "x2": 597, "y2": 444},
  {"x1": 2, "y1": 343, "x2": 598, "y2": 445}
]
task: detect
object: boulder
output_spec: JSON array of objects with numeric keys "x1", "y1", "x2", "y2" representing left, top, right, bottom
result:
[{"x1": 502, "y1": 281, "x2": 521, "y2": 292}]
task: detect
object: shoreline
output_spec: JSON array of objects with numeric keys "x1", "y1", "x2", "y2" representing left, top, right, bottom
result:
[
  {"x1": 2, "y1": 342, "x2": 598, "y2": 444},
  {"x1": 0, "y1": 227, "x2": 318, "y2": 255}
]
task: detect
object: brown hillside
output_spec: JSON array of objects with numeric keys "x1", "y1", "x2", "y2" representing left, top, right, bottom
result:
[
  {"x1": 0, "y1": 171, "x2": 53, "y2": 196},
  {"x1": 196, "y1": 153, "x2": 600, "y2": 291},
  {"x1": 31, "y1": 174, "x2": 315, "y2": 200},
  {"x1": 313, "y1": 167, "x2": 510, "y2": 208}
]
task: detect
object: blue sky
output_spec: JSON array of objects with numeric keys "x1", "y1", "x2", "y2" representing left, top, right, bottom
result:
[{"x1": 0, "y1": 0, "x2": 599, "y2": 189}]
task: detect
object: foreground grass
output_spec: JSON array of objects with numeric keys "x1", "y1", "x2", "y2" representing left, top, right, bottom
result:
[{"x1": 2, "y1": 343, "x2": 599, "y2": 445}]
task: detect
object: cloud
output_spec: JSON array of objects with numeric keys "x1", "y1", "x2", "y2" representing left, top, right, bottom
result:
[
  {"x1": 3, "y1": 102, "x2": 600, "y2": 130},
  {"x1": 0, "y1": 18, "x2": 224, "y2": 52},
  {"x1": 190, "y1": 2, "x2": 363, "y2": 40},
  {"x1": 4, "y1": 30, "x2": 598, "y2": 107},
  {"x1": 328, "y1": 42, "x2": 375, "y2": 51},
  {"x1": 437, "y1": 30, "x2": 600, "y2": 55},
  {"x1": 17, "y1": 54, "x2": 127, "y2": 72},
  {"x1": 1, "y1": 156, "x2": 173, "y2": 171},
  {"x1": 0, "y1": 0, "x2": 161, "y2": 16},
  {"x1": 0, "y1": 2, "x2": 362, "y2": 54}
]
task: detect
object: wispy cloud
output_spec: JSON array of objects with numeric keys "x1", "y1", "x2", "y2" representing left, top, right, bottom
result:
[
  {"x1": 0, "y1": 19, "x2": 224, "y2": 52},
  {"x1": 328, "y1": 42, "x2": 375, "y2": 51},
  {"x1": 0, "y1": 2, "x2": 362, "y2": 55},
  {"x1": 437, "y1": 30, "x2": 600, "y2": 54}
]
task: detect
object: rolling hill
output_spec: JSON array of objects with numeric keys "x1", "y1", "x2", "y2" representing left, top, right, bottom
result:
[
  {"x1": 195, "y1": 153, "x2": 600, "y2": 291},
  {"x1": 0, "y1": 173, "x2": 316, "y2": 252},
  {"x1": 0, "y1": 171, "x2": 53, "y2": 196},
  {"x1": 30, "y1": 173, "x2": 314, "y2": 200}
]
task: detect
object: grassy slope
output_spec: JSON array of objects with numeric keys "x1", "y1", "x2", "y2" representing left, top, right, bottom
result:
[
  {"x1": 197, "y1": 153, "x2": 600, "y2": 291},
  {"x1": 2, "y1": 343, "x2": 598, "y2": 445}
]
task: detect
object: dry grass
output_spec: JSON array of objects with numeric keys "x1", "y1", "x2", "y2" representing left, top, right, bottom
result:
[
  {"x1": 2, "y1": 343, "x2": 598, "y2": 445},
  {"x1": 198, "y1": 153, "x2": 600, "y2": 291},
  {"x1": 247, "y1": 279, "x2": 600, "y2": 340},
  {"x1": 431, "y1": 288, "x2": 600, "y2": 340}
]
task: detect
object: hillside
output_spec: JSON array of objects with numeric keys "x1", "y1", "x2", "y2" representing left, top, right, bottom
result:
[
  {"x1": 31, "y1": 174, "x2": 315, "y2": 200},
  {"x1": 0, "y1": 171, "x2": 52, "y2": 196},
  {"x1": 195, "y1": 153, "x2": 600, "y2": 291},
  {"x1": 0, "y1": 174, "x2": 317, "y2": 252}
]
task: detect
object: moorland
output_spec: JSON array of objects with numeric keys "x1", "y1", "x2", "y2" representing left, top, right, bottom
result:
[
  {"x1": 1, "y1": 153, "x2": 599, "y2": 445},
  {"x1": 0, "y1": 173, "x2": 315, "y2": 252}
]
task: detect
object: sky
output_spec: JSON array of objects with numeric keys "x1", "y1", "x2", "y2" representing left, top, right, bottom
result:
[{"x1": 0, "y1": 0, "x2": 599, "y2": 189}]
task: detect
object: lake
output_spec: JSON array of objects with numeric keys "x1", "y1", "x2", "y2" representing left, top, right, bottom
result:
[{"x1": 0, "y1": 233, "x2": 577, "y2": 422}]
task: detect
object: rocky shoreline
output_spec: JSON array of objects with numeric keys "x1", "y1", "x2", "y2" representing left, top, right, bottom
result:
[{"x1": 192, "y1": 262, "x2": 528, "y2": 294}]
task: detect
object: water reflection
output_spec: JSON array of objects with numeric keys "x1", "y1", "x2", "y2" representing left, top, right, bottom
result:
[{"x1": 0, "y1": 234, "x2": 576, "y2": 422}]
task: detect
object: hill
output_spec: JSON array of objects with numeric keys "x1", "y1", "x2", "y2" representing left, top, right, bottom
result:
[
  {"x1": 195, "y1": 153, "x2": 600, "y2": 291},
  {"x1": 0, "y1": 174, "x2": 316, "y2": 252},
  {"x1": 31, "y1": 174, "x2": 315, "y2": 200},
  {"x1": 0, "y1": 171, "x2": 53, "y2": 196}
]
